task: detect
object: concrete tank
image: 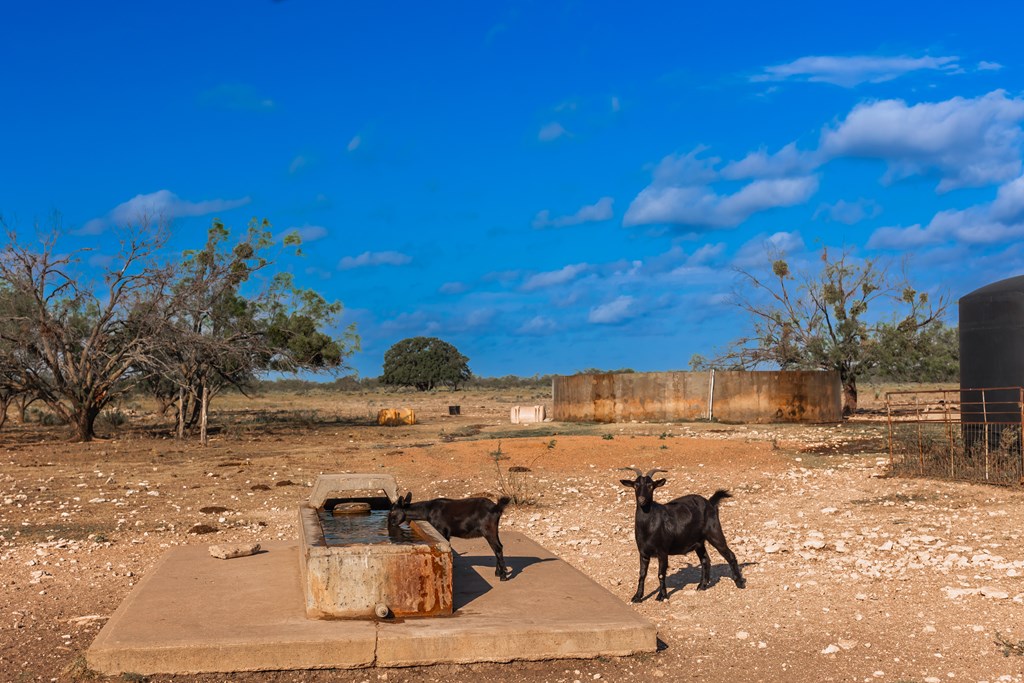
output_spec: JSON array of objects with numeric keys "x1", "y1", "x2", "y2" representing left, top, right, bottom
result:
[{"x1": 298, "y1": 474, "x2": 453, "y2": 619}]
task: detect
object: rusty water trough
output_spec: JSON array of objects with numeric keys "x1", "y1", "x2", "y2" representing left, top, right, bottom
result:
[{"x1": 298, "y1": 474, "x2": 453, "y2": 619}]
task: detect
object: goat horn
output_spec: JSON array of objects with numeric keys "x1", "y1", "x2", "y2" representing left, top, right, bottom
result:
[
  {"x1": 618, "y1": 466, "x2": 643, "y2": 477},
  {"x1": 645, "y1": 468, "x2": 668, "y2": 478}
]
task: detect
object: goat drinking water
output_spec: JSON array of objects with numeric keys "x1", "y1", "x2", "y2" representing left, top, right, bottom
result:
[
  {"x1": 388, "y1": 493, "x2": 512, "y2": 580},
  {"x1": 619, "y1": 467, "x2": 745, "y2": 602}
]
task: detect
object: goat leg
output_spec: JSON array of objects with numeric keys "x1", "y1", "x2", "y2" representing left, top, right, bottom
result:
[
  {"x1": 655, "y1": 552, "x2": 669, "y2": 601},
  {"x1": 708, "y1": 526, "x2": 747, "y2": 589},
  {"x1": 715, "y1": 544, "x2": 746, "y2": 589},
  {"x1": 695, "y1": 543, "x2": 712, "y2": 590},
  {"x1": 632, "y1": 553, "x2": 650, "y2": 602},
  {"x1": 485, "y1": 533, "x2": 510, "y2": 581}
]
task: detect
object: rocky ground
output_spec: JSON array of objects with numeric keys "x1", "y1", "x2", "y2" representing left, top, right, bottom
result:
[{"x1": 1, "y1": 390, "x2": 1023, "y2": 683}]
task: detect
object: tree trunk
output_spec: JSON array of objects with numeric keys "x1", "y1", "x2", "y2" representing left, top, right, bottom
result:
[
  {"x1": 0, "y1": 395, "x2": 9, "y2": 430},
  {"x1": 176, "y1": 387, "x2": 185, "y2": 439},
  {"x1": 200, "y1": 384, "x2": 209, "y2": 446},
  {"x1": 842, "y1": 377, "x2": 858, "y2": 416},
  {"x1": 16, "y1": 395, "x2": 36, "y2": 423},
  {"x1": 73, "y1": 405, "x2": 100, "y2": 442}
]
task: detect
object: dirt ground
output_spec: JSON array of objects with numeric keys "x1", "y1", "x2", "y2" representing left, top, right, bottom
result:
[{"x1": 1, "y1": 388, "x2": 1023, "y2": 683}]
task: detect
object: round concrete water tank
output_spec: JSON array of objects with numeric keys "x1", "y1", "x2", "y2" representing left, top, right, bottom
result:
[{"x1": 959, "y1": 274, "x2": 1024, "y2": 425}]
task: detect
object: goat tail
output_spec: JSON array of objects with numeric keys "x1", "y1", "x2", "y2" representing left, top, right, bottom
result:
[
  {"x1": 495, "y1": 496, "x2": 512, "y2": 515},
  {"x1": 708, "y1": 489, "x2": 732, "y2": 508}
]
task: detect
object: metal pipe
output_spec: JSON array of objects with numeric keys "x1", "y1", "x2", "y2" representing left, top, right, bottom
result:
[{"x1": 708, "y1": 369, "x2": 715, "y2": 422}]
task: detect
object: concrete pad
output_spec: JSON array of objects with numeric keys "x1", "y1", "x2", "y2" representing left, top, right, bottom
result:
[{"x1": 87, "y1": 533, "x2": 657, "y2": 675}]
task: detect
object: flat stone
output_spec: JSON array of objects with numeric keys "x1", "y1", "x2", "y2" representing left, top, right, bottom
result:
[
  {"x1": 209, "y1": 543, "x2": 261, "y2": 560},
  {"x1": 87, "y1": 534, "x2": 656, "y2": 675}
]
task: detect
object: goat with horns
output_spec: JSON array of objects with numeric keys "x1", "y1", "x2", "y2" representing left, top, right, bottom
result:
[{"x1": 619, "y1": 467, "x2": 746, "y2": 602}]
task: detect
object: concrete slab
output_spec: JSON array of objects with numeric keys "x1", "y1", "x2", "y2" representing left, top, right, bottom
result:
[{"x1": 87, "y1": 533, "x2": 657, "y2": 675}]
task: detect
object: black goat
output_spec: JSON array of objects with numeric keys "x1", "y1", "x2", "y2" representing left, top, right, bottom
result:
[
  {"x1": 388, "y1": 493, "x2": 512, "y2": 580},
  {"x1": 619, "y1": 467, "x2": 745, "y2": 602}
]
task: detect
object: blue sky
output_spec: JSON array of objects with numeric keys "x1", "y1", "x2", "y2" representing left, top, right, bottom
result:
[{"x1": 4, "y1": 1, "x2": 1024, "y2": 378}]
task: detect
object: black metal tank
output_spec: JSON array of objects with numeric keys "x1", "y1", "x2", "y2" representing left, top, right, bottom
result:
[{"x1": 959, "y1": 274, "x2": 1024, "y2": 430}]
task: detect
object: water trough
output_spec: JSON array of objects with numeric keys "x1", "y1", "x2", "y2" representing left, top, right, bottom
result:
[{"x1": 299, "y1": 474, "x2": 453, "y2": 619}]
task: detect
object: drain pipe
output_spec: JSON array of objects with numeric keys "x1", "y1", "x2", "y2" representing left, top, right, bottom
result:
[{"x1": 708, "y1": 369, "x2": 715, "y2": 422}]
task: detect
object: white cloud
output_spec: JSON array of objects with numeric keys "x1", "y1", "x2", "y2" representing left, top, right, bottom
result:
[
  {"x1": 521, "y1": 263, "x2": 588, "y2": 291},
  {"x1": 687, "y1": 242, "x2": 727, "y2": 265},
  {"x1": 289, "y1": 155, "x2": 307, "y2": 174},
  {"x1": 538, "y1": 122, "x2": 568, "y2": 142},
  {"x1": 347, "y1": 135, "x2": 362, "y2": 152},
  {"x1": 624, "y1": 176, "x2": 819, "y2": 228},
  {"x1": 868, "y1": 175, "x2": 1024, "y2": 249},
  {"x1": 439, "y1": 282, "x2": 467, "y2": 295},
  {"x1": 282, "y1": 225, "x2": 328, "y2": 243},
  {"x1": 721, "y1": 143, "x2": 818, "y2": 179},
  {"x1": 338, "y1": 250, "x2": 412, "y2": 270},
  {"x1": 532, "y1": 197, "x2": 614, "y2": 228},
  {"x1": 819, "y1": 90, "x2": 1024, "y2": 191},
  {"x1": 611, "y1": 96, "x2": 621, "y2": 112},
  {"x1": 754, "y1": 54, "x2": 960, "y2": 88},
  {"x1": 650, "y1": 148, "x2": 720, "y2": 185},
  {"x1": 813, "y1": 198, "x2": 882, "y2": 224},
  {"x1": 517, "y1": 315, "x2": 558, "y2": 335},
  {"x1": 77, "y1": 190, "x2": 251, "y2": 234},
  {"x1": 588, "y1": 295, "x2": 636, "y2": 324},
  {"x1": 732, "y1": 231, "x2": 806, "y2": 268},
  {"x1": 978, "y1": 61, "x2": 1004, "y2": 72}
]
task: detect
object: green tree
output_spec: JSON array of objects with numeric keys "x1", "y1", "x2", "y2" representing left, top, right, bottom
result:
[
  {"x1": 866, "y1": 322, "x2": 959, "y2": 383},
  {"x1": 381, "y1": 337, "x2": 470, "y2": 391},
  {"x1": 146, "y1": 219, "x2": 358, "y2": 443},
  {"x1": 720, "y1": 247, "x2": 948, "y2": 415}
]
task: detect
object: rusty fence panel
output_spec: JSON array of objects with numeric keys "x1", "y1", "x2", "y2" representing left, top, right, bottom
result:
[{"x1": 886, "y1": 387, "x2": 1024, "y2": 486}]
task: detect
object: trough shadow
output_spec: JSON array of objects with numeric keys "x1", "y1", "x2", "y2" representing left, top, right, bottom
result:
[{"x1": 452, "y1": 553, "x2": 556, "y2": 609}]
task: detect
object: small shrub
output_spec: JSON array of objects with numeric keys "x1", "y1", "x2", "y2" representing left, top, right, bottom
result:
[
  {"x1": 995, "y1": 631, "x2": 1024, "y2": 657},
  {"x1": 99, "y1": 409, "x2": 128, "y2": 428},
  {"x1": 602, "y1": 433, "x2": 614, "y2": 440},
  {"x1": 488, "y1": 441, "x2": 541, "y2": 505},
  {"x1": 546, "y1": 439, "x2": 557, "y2": 450}
]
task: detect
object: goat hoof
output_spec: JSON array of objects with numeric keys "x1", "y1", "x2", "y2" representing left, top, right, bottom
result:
[
  {"x1": 630, "y1": 595, "x2": 643, "y2": 603},
  {"x1": 696, "y1": 583, "x2": 709, "y2": 591},
  {"x1": 655, "y1": 594, "x2": 668, "y2": 602},
  {"x1": 499, "y1": 573, "x2": 510, "y2": 581}
]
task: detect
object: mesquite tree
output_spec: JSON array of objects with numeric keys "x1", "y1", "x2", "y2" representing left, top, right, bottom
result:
[
  {"x1": 146, "y1": 219, "x2": 357, "y2": 443},
  {"x1": 720, "y1": 247, "x2": 948, "y2": 415},
  {"x1": 0, "y1": 218, "x2": 172, "y2": 440}
]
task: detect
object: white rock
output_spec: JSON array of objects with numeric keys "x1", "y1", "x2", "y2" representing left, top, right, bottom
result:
[
  {"x1": 979, "y1": 587, "x2": 1010, "y2": 600},
  {"x1": 821, "y1": 644, "x2": 840, "y2": 655},
  {"x1": 209, "y1": 543, "x2": 261, "y2": 560},
  {"x1": 736, "y1": 631, "x2": 749, "y2": 640}
]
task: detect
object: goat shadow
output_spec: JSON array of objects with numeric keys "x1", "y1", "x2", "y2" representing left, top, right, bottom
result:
[
  {"x1": 636, "y1": 560, "x2": 758, "y2": 601},
  {"x1": 452, "y1": 552, "x2": 555, "y2": 610}
]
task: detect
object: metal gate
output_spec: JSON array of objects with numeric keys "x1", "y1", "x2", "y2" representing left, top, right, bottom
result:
[{"x1": 886, "y1": 387, "x2": 1024, "y2": 486}]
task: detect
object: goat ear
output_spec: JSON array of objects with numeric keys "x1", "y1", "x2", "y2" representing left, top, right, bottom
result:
[
  {"x1": 403, "y1": 492, "x2": 412, "y2": 505},
  {"x1": 653, "y1": 478, "x2": 667, "y2": 488},
  {"x1": 620, "y1": 479, "x2": 636, "y2": 488}
]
